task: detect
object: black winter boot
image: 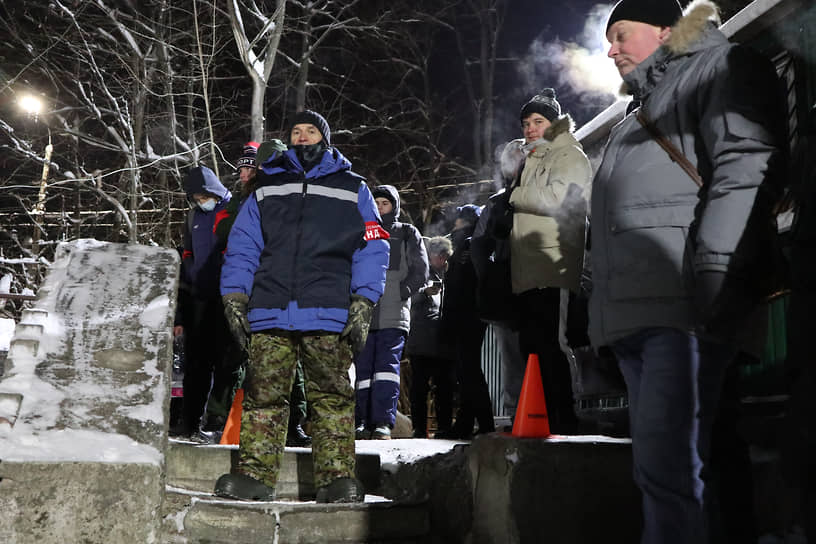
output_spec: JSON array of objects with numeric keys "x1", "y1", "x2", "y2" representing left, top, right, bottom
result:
[
  {"x1": 214, "y1": 473, "x2": 276, "y2": 501},
  {"x1": 315, "y1": 477, "x2": 365, "y2": 503},
  {"x1": 286, "y1": 424, "x2": 312, "y2": 447}
]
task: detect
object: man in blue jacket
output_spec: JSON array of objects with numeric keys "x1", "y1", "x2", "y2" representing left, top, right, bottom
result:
[{"x1": 215, "y1": 110, "x2": 389, "y2": 503}]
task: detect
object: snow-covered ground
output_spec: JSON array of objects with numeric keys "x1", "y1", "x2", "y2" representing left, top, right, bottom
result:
[{"x1": 0, "y1": 317, "x2": 14, "y2": 352}]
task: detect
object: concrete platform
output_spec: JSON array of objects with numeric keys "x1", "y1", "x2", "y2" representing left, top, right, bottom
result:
[
  {"x1": 163, "y1": 489, "x2": 429, "y2": 544},
  {"x1": 0, "y1": 240, "x2": 178, "y2": 544},
  {"x1": 378, "y1": 434, "x2": 640, "y2": 544},
  {"x1": 167, "y1": 439, "x2": 382, "y2": 498}
]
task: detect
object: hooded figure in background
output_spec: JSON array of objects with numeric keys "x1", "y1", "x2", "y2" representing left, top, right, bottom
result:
[
  {"x1": 174, "y1": 165, "x2": 242, "y2": 441},
  {"x1": 438, "y1": 204, "x2": 496, "y2": 439},
  {"x1": 354, "y1": 185, "x2": 428, "y2": 440}
]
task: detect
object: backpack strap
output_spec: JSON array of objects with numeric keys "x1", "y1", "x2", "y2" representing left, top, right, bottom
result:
[{"x1": 636, "y1": 109, "x2": 703, "y2": 188}]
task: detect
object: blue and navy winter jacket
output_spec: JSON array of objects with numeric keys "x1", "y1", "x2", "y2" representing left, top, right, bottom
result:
[
  {"x1": 220, "y1": 147, "x2": 390, "y2": 334},
  {"x1": 182, "y1": 166, "x2": 232, "y2": 299}
]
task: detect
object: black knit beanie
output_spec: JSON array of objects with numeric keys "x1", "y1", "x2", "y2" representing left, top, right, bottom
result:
[
  {"x1": 289, "y1": 110, "x2": 331, "y2": 146},
  {"x1": 606, "y1": 0, "x2": 683, "y2": 32},
  {"x1": 520, "y1": 88, "x2": 561, "y2": 123}
]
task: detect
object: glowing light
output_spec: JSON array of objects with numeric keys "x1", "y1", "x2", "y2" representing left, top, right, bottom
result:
[{"x1": 19, "y1": 95, "x2": 44, "y2": 116}]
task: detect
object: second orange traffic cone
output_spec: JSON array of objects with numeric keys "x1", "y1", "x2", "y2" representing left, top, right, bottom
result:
[
  {"x1": 219, "y1": 388, "x2": 244, "y2": 445},
  {"x1": 512, "y1": 354, "x2": 551, "y2": 438}
]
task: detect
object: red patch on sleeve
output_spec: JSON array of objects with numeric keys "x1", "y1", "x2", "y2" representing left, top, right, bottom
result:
[
  {"x1": 213, "y1": 209, "x2": 230, "y2": 233},
  {"x1": 182, "y1": 250, "x2": 193, "y2": 260},
  {"x1": 364, "y1": 221, "x2": 390, "y2": 241}
]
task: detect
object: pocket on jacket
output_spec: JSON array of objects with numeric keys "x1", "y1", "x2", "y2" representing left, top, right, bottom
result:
[{"x1": 606, "y1": 204, "x2": 694, "y2": 300}]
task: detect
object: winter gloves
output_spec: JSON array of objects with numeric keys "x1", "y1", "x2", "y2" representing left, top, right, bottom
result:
[
  {"x1": 339, "y1": 294, "x2": 374, "y2": 356},
  {"x1": 223, "y1": 292, "x2": 251, "y2": 353},
  {"x1": 223, "y1": 291, "x2": 374, "y2": 357},
  {"x1": 694, "y1": 270, "x2": 743, "y2": 340}
]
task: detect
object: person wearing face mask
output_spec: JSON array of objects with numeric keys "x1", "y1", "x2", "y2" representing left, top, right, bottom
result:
[
  {"x1": 216, "y1": 110, "x2": 389, "y2": 503},
  {"x1": 353, "y1": 185, "x2": 429, "y2": 440},
  {"x1": 174, "y1": 165, "x2": 238, "y2": 441}
]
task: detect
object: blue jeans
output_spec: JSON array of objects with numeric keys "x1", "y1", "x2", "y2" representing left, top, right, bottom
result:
[{"x1": 612, "y1": 328, "x2": 734, "y2": 544}]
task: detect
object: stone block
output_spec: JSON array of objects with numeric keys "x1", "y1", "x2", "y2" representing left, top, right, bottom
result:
[
  {"x1": 0, "y1": 240, "x2": 179, "y2": 543},
  {"x1": 0, "y1": 462, "x2": 163, "y2": 543},
  {"x1": 166, "y1": 441, "x2": 234, "y2": 492},
  {"x1": 167, "y1": 441, "x2": 382, "y2": 499},
  {"x1": 183, "y1": 497, "x2": 429, "y2": 543},
  {"x1": 468, "y1": 433, "x2": 641, "y2": 544},
  {"x1": 14, "y1": 323, "x2": 44, "y2": 337},
  {"x1": 8, "y1": 338, "x2": 38, "y2": 359}
]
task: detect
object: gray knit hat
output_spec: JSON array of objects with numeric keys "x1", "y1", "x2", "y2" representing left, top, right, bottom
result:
[
  {"x1": 520, "y1": 88, "x2": 561, "y2": 123},
  {"x1": 606, "y1": 0, "x2": 683, "y2": 32}
]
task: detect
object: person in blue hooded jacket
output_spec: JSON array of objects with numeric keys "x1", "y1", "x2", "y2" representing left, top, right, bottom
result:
[
  {"x1": 214, "y1": 110, "x2": 389, "y2": 503},
  {"x1": 173, "y1": 165, "x2": 242, "y2": 440}
]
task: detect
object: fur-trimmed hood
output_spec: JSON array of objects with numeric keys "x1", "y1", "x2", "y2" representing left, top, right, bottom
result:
[
  {"x1": 666, "y1": 0, "x2": 721, "y2": 55},
  {"x1": 522, "y1": 114, "x2": 575, "y2": 155}
]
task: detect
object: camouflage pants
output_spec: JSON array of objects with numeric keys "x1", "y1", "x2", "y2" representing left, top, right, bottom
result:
[{"x1": 239, "y1": 330, "x2": 356, "y2": 490}]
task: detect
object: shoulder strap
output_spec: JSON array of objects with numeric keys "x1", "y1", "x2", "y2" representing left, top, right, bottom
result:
[{"x1": 636, "y1": 109, "x2": 703, "y2": 188}]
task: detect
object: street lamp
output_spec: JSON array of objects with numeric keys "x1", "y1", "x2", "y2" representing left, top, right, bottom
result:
[
  {"x1": 18, "y1": 95, "x2": 44, "y2": 118},
  {"x1": 18, "y1": 93, "x2": 53, "y2": 252}
]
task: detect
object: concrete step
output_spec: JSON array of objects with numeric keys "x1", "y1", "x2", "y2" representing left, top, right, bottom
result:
[
  {"x1": 162, "y1": 487, "x2": 429, "y2": 543},
  {"x1": 168, "y1": 439, "x2": 382, "y2": 499}
]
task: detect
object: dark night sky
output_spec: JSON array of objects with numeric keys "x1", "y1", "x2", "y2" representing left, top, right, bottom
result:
[
  {"x1": 495, "y1": 0, "x2": 620, "y2": 135},
  {"x1": 429, "y1": 0, "x2": 621, "y2": 160}
]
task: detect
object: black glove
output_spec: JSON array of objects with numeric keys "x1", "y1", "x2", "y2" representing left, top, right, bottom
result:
[
  {"x1": 339, "y1": 294, "x2": 374, "y2": 356},
  {"x1": 695, "y1": 270, "x2": 746, "y2": 339},
  {"x1": 223, "y1": 293, "x2": 251, "y2": 353},
  {"x1": 488, "y1": 188, "x2": 515, "y2": 239}
]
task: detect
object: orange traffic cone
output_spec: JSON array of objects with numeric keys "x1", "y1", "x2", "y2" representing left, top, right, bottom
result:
[
  {"x1": 512, "y1": 354, "x2": 551, "y2": 438},
  {"x1": 219, "y1": 388, "x2": 244, "y2": 445}
]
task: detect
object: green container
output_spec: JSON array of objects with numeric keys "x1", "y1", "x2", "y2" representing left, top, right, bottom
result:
[{"x1": 739, "y1": 295, "x2": 789, "y2": 396}]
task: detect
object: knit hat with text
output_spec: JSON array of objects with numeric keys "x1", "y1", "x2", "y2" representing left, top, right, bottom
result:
[
  {"x1": 236, "y1": 141, "x2": 260, "y2": 169},
  {"x1": 606, "y1": 0, "x2": 683, "y2": 32}
]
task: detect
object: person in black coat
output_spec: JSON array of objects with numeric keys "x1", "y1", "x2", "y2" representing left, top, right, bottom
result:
[
  {"x1": 438, "y1": 205, "x2": 495, "y2": 438},
  {"x1": 406, "y1": 236, "x2": 455, "y2": 438}
]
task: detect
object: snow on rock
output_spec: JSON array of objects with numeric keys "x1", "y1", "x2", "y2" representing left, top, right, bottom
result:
[
  {"x1": 0, "y1": 239, "x2": 179, "y2": 465},
  {"x1": 0, "y1": 273, "x2": 11, "y2": 293},
  {"x1": 355, "y1": 438, "x2": 468, "y2": 474},
  {"x1": 0, "y1": 318, "x2": 14, "y2": 351}
]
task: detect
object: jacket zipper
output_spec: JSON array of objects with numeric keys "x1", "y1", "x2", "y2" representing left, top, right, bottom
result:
[{"x1": 291, "y1": 173, "x2": 308, "y2": 302}]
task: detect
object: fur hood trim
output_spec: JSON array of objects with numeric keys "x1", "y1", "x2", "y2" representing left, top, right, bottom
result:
[
  {"x1": 543, "y1": 114, "x2": 575, "y2": 140},
  {"x1": 666, "y1": 0, "x2": 721, "y2": 54},
  {"x1": 522, "y1": 114, "x2": 575, "y2": 155}
]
